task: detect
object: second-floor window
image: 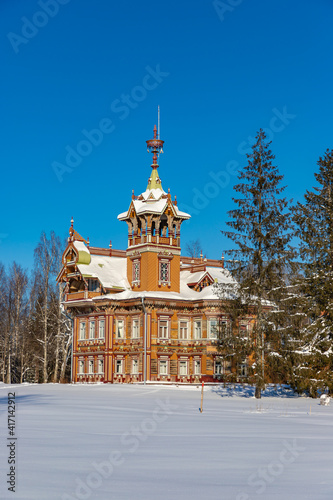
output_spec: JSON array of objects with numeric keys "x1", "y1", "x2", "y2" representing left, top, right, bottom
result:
[
  {"x1": 79, "y1": 322, "x2": 86, "y2": 340},
  {"x1": 158, "y1": 317, "x2": 169, "y2": 339},
  {"x1": 89, "y1": 321, "x2": 96, "y2": 339},
  {"x1": 116, "y1": 319, "x2": 125, "y2": 338},
  {"x1": 208, "y1": 319, "x2": 219, "y2": 340},
  {"x1": 132, "y1": 319, "x2": 139, "y2": 338},
  {"x1": 98, "y1": 319, "x2": 105, "y2": 339},
  {"x1": 194, "y1": 320, "x2": 202, "y2": 339},
  {"x1": 179, "y1": 320, "x2": 189, "y2": 340}
]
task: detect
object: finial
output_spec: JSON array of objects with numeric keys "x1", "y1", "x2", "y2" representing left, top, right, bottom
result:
[
  {"x1": 87, "y1": 237, "x2": 90, "y2": 247},
  {"x1": 200, "y1": 250, "x2": 203, "y2": 262},
  {"x1": 174, "y1": 195, "x2": 177, "y2": 206},
  {"x1": 69, "y1": 217, "x2": 74, "y2": 238},
  {"x1": 132, "y1": 189, "x2": 135, "y2": 200},
  {"x1": 221, "y1": 253, "x2": 224, "y2": 268},
  {"x1": 109, "y1": 240, "x2": 112, "y2": 249}
]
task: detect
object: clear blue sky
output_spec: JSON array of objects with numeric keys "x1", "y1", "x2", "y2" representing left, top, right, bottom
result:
[{"x1": 1, "y1": 0, "x2": 333, "y2": 271}]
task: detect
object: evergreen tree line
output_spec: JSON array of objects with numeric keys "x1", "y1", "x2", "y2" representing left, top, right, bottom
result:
[
  {"x1": 215, "y1": 129, "x2": 333, "y2": 398},
  {"x1": 0, "y1": 232, "x2": 71, "y2": 384}
]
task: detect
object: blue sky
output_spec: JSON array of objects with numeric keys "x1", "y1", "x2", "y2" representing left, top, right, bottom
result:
[{"x1": 1, "y1": 0, "x2": 333, "y2": 271}]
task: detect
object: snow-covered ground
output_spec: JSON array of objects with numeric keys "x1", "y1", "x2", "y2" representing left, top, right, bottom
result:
[{"x1": 0, "y1": 383, "x2": 332, "y2": 500}]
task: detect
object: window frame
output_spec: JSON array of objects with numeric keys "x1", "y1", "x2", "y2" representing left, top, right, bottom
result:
[
  {"x1": 159, "y1": 259, "x2": 171, "y2": 285},
  {"x1": 208, "y1": 318, "x2": 219, "y2": 340},
  {"x1": 179, "y1": 319, "x2": 189, "y2": 340},
  {"x1": 179, "y1": 359, "x2": 188, "y2": 376},
  {"x1": 88, "y1": 358, "x2": 94, "y2": 374},
  {"x1": 98, "y1": 318, "x2": 105, "y2": 339},
  {"x1": 89, "y1": 320, "x2": 96, "y2": 339},
  {"x1": 132, "y1": 358, "x2": 139, "y2": 375},
  {"x1": 132, "y1": 259, "x2": 141, "y2": 285},
  {"x1": 78, "y1": 359, "x2": 85, "y2": 374},
  {"x1": 116, "y1": 359, "x2": 123, "y2": 374},
  {"x1": 194, "y1": 359, "x2": 201, "y2": 375},
  {"x1": 159, "y1": 358, "x2": 168, "y2": 375},
  {"x1": 98, "y1": 358, "x2": 104, "y2": 374},
  {"x1": 132, "y1": 318, "x2": 140, "y2": 339},
  {"x1": 193, "y1": 319, "x2": 202, "y2": 340},
  {"x1": 158, "y1": 316, "x2": 170, "y2": 339},
  {"x1": 116, "y1": 318, "x2": 125, "y2": 339},
  {"x1": 79, "y1": 321, "x2": 86, "y2": 341}
]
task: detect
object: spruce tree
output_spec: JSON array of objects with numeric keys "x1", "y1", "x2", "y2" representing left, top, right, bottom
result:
[
  {"x1": 219, "y1": 129, "x2": 295, "y2": 397},
  {"x1": 292, "y1": 148, "x2": 333, "y2": 396}
]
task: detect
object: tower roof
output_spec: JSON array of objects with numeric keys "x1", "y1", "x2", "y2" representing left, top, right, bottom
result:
[{"x1": 118, "y1": 124, "x2": 190, "y2": 222}]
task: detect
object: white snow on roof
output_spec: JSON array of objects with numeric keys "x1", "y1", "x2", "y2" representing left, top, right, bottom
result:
[
  {"x1": 141, "y1": 188, "x2": 166, "y2": 200},
  {"x1": 77, "y1": 255, "x2": 129, "y2": 290},
  {"x1": 73, "y1": 240, "x2": 90, "y2": 254},
  {"x1": 79, "y1": 256, "x2": 237, "y2": 301},
  {"x1": 117, "y1": 194, "x2": 191, "y2": 220},
  {"x1": 174, "y1": 205, "x2": 191, "y2": 218}
]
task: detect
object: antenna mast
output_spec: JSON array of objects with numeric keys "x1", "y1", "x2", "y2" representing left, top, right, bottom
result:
[{"x1": 158, "y1": 105, "x2": 160, "y2": 139}]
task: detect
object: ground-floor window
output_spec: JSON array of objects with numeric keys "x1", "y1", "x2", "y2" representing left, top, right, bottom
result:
[
  {"x1": 88, "y1": 359, "x2": 94, "y2": 374},
  {"x1": 179, "y1": 359, "x2": 188, "y2": 376},
  {"x1": 215, "y1": 360, "x2": 222, "y2": 375},
  {"x1": 159, "y1": 359, "x2": 168, "y2": 375},
  {"x1": 132, "y1": 359, "x2": 139, "y2": 374},
  {"x1": 194, "y1": 359, "x2": 201, "y2": 375},
  {"x1": 98, "y1": 358, "x2": 104, "y2": 374},
  {"x1": 239, "y1": 360, "x2": 247, "y2": 377},
  {"x1": 78, "y1": 359, "x2": 84, "y2": 374},
  {"x1": 116, "y1": 359, "x2": 123, "y2": 374}
]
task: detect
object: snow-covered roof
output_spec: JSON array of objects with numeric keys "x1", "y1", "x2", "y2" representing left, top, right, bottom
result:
[
  {"x1": 77, "y1": 255, "x2": 129, "y2": 291},
  {"x1": 117, "y1": 188, "x2": 190, "y2": 220}
]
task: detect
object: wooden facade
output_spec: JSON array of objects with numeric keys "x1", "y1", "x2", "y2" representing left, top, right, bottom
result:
[{"x1": 57, "y1": 126, "x2": 250, "y2": 384}]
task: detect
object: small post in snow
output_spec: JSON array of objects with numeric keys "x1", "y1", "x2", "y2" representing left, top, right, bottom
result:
[{"x1": 200, "y1": 382, "x2": 204, "y2": 413}]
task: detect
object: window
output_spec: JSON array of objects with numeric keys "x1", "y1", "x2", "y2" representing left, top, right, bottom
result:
[
  {"x1": 116, "y1": 359, "x2": 123, "y2": 374},
  {"x1": 98, "y1": 319, "x2": 105, "y2": 339},
  {"x1": 78, "y1": 360, "x2": 84, "y2": 374},
  {"x1": 79, "y1": 322, "x2": 86, "y2": 340},
  {"x1": 239, "y1": 323, "x2": 249, "y2": 338},
  {"x1": 98, "y1": 358, "x2": 104, "y2": 374},
  {"x1": 239, "y1": 360, "x2": 247, "y2": 377},
  {"x1": 116, "y1": 319, "x2": 125, "y2": 339},
  {"x1": 132, "y1": 359, "x2": 138, "y2": 375},
  {"x1": 208, "y1": 319, "x2": 219, "y2": 340},
  {"x1": 179, "y1": 360, "x2": 188, "y2": 376},
  {"x1": 159, "y1": 260, "x2": 170, "y2": 283},
  {"x1": 132, "y1": 260, "x2": 140, "y2": 283},
  {"x1": 88, "y1": 359, "x2": 94, "y2": 374},
  {"x1": 132, "y1": 319, "x2": 139, "y2": 339},
  {"x1": 179, "y1": 320, "x2": 189, "y2": 340},
  {"x1": 158, "y1": 317, "x2": 169, "y2": 339},
  {"x1": 159, "y1": 359, "x2": 168, "y2": 375},
  {"x1": 194, "y1": 320, "x2": 202, "y2": 339},
  {"x1": 194, "y1": 359, "x2": 201, "y2": 375},
  {"x1": 88, "y1": 279, "x2": 99, "y2": 292},
  {"x1": 215, "y1": 360, "x2": 222, "y2": 375},
  {"x1": 89, "y1": 321, "x2": 96, "y2": 339}
]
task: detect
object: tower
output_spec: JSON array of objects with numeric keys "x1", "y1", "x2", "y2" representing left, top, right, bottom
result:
[{"x1": 118, "y1": 125, "x2": 190, "y2": 292}]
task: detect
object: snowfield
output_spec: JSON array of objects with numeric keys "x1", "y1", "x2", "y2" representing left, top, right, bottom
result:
[{"x1": 1, "y1": 383, "x2": 332, "y2": 500}]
